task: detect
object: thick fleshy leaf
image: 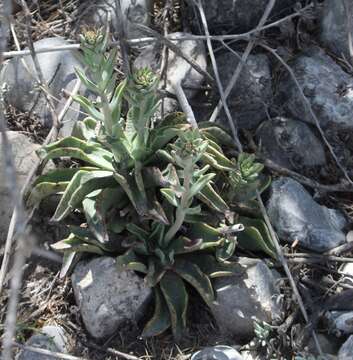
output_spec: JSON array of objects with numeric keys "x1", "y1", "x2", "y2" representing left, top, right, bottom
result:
[
  {"x1": 72, "y1": 117, "x2": 98, "y2": 141},
  {"x1": 116, "y1": 249, "x2": 147, "y2": 273},
  {"x1": 37, "y1": 137, "x2": 114, "y2": 170},
  {"x1": 60, "y1": 251, "x2": 79, "y2": 278},
  {"x1": 174, "y1": 259, "x2": 214, "y2": 307},
  {"x1": 52, "y1": 170, "x2": 115, "y2": 221},
  {"x1": 199, "y1": 122, "x2": 235, "y2": 148},
  {"x1": 29, "y1": 167, "x2": 101, "y2": 206},
  {"x1": 51, "y1": 233, "x2": 105, "y2": 253},
  {"x1": 197, "y1": 183, "x2": 229, "y2": 213},
  {"x1": 189, "y1": 223, "x2": 223, "y2": 248},
  {"x1": 145, "y1": 259, "x2": 166, "y2": 287},
  {"x1": 160, "y1": 272, "x2": 188, "y2": 339},
  {"x1": 142, "y1": 288, "x2": 171, "y2": 337},
  {"x1": 216, "y1": 237, "x2": 237, "y2": 262},
  {"x1": 160, "y1": 188, "x2": 178, "y2": 207},
  {"x1": 126, "y1": 223, "x2": 149, "y2": 242},
  {"x1": 189, "y1": 173, "x2": 216, "y2": 199},
  {"x1": 82, "y1": 195, "x2": 108, "y2": 244},
  {"x1": 73, "y1": 94, "x2": 104, "y2": 122},
  {"x1": 237, "y1": 217, "x2": 276, "y2": 258},
  {"x1": 110, "y1": 80, "x2": 127, "y2": 121},
  {"x1": 182, "y1": 254, "x2": 242, "y2": 278}
]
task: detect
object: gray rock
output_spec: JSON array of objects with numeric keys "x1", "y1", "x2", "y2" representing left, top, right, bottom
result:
[
  {"x1": 339, "y1": 335, "x2": 353, "y2": 360},
  {"x1": 184, "y1": 0, "x2": 297, "y2": 34},
  {"x1": 328, "y1": 311, "x2": 353, "y2": 336},
  {"x1": 17, "y1": 325, "x2": 68, "y2": 360},
  {"x1": 72, "y1": 256, "x2": 151, "y2": 339},
  {"x1": 320, "y1": 1, "x2": 353, "y2": 60},
  {"x1": 1, "y1": 37, "x2": 83, "y2": 136},
  {"x1": 276, "y1": 47, "x2": 353, "y2": 130},
  {"x1": 340, "y1": 262, "x2": 353, "y2": 286},
  {"x1": 267, "y1": 177, "x2": 347, "y2": 252},
  {"x1": 211, "y1": 258, "x2": 282, "y2": 341},
  {"x1": 256, "y1": 117, "x2": 326, "y2": 170},
  {"x1": 79, "y1": 0, "x2": 152, "y2": 40},
  {"x1": 191, "y1": 346, "x2": 243, "y2": 360},
  {"x1": 134, "y1": 32, "x2": 207, "y2": 113},
  {"x1": 215, "y1": 52, "x2": 272, "y2": 129},
  {"x1": 0, "y1": 132, "x2": 40, "y2": 242},
  {"x1": 307, "y1": 333, "x2": 340, "y2": 356}
]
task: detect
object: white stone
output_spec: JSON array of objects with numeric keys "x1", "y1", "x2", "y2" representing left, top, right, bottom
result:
[
  {"x1": 72, "y1": 256, "x2": 151, "y2": 339},
  {"x1": 211, "y1": 258, "x2": 282, "y2": 341},
  {"x1": 339, "y1": 335, "x2": 353, "y2": 360},
  {"x1": 0, "y1": 132, "x2": 40, "y2": 242}
]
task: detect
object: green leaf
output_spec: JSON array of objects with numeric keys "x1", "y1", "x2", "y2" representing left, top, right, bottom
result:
[
  {"x1": 53, "y1": 170, "x2": 115, "y2": 221},
  {"x1": 82, "y1": 195, "x2": 108, "y2": 244},
  {"x1": 237, "y1": 217, "x2": 276, "y2": 258},
  {"x1": 182, "y1": 254, "x2": 241, "y2": 278},
  {"x1": 60, "y1": 251, "x2": 79, "y2": 278},
  {"x1": 174, "y1": 259, "x2": 214, "y2": 307},
  {"x1": 142, "y1": 288, "x2": 171, "y2": 337},
  {"x1": 160, "y1": 272, "x2": 188, "y2": 339},
  {"x1": 51, "y1": 234, "x2": 104, "y2": 255},
  {"x1": 73, "y1": 95, "x2": 104, "y2": 122},
  {"x1": 189, "y1": 173, "x2": 216, "y2": 199},
  {"x1": 38, "y1": 137, "x2": 114, "y2": 170},
  {"x1": 72, "y1": 117, "x2": 98, "y2": 141},
  {"x1": 216, "y1": 237, "x2": 237, "y2": 262},
  {"x1": 126, "y1": 223, "x2": 149, "y2": 242},
  {"x1": 116, "y1": 250, "x2": 147, "y2": 273},
  {"x1": 197, "y1": 183, "x2": 229, "y2": 213},
  {"x1": 110, "y1": 80, "x2": 127, "y2": 121},
  {"x1": 75, "y1": 67, "x2": 100, "y2": 93},
  {"x1": 160, "y1": 188, "x2": 178, "y2": 207},
  {"x1": 199, "y1": 122, "x2": 235, "y2": 148}
]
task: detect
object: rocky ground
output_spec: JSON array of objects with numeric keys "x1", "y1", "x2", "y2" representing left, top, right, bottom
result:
[{"x1": 1, "y1": 0, "x2": 353, "y2": 359}]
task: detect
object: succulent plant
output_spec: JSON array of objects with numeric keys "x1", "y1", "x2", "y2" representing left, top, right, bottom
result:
[{"x1": 28, "y1": 29, "x2": 274, "y2": 339}]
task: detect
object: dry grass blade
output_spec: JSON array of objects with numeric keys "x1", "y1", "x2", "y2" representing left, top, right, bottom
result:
[
  {"x1": 193, "y1": 0, "x2": 242, "y2": 152},
  {"x1": 255, "y1": 190, "x2": 324, "y2": 357}
]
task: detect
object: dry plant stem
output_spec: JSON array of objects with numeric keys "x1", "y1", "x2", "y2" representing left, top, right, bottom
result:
[
  {"x1": 0, "y1": 3, "x2": 33, "y2": 359},
  {"x1": 174, "y1": 82, "x2": 198, "y2": 129},
  {"x1": 0, "y1": 76, "x2": 82, "y2": 295},
  {"x1": 136, "y1": 24, "x2": 215, "y2": 86},
  {"x1": 113, "y1": 0, "x2": 131, "y2": 76},
  {"x1": 209, "y1": 0, "x2": 276, "y2": 124},
  {"x1": 260, "y1": 43, "x2": 353, "y2": 186},
  {"x1": 256, "y1": 191, "x2": 323, "y2": 357},
  {"x1": 20, "y1": 0, "x2": 60, "y2": 129},
  {"x1": 82, "y1": 341, "x2": 140, "y2": 360},
  {"x1": 194, "y1": 0, "x2": 242, "y2": 152},
  {"x1": 2, "y1": 5, "x2": 312, "y2": 59},
  {"x1": 343, "y1": 0, "x2": 353, "y2": 65},
  {"x1": 11, "y1": 342, "x2": 84, "y2": 360}
]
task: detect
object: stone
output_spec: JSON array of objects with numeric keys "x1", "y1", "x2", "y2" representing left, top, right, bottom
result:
[
  {"x1": 307, "y1": 333, "x2": 340, "y2": 356},
  {"x1": 191, "y1": 346, "x2": 243, "y2": 360},
  {"x1": 0, "y1": 132, "x2": 40, "y2": 242},
  {"x1": 1, "y1": 37, "x2": 83, "y2": 136},
  {"x1": 72, "y1": 256, "x2": 151, "y2": 339},
  {"x1": 16, "y1": 325, "x2": 68, "y2": 360},
  {"x1": 276, "y1": 47, "x2": 353, "y2": 130},
  {"x1": 267, "y1": 177, "x2": 347, "y2": 253},
  {"x1": 211, "y1": 258, "x2": 282, "y2": 341},
  {"x1": 256, "y1": 117, "x2": 326, "y2": 170},
  {"x1": 328, "y1": 311, "x2": 353, "y2": 336},
  {"x1": 133, "y1": 32, "x2": 207, "y2": 113},
  {"x1": 339, "y1": 335, "x2": 353, "y2": 360},
  {"x1": 215, "y1": 51, "x2": 272, "y2": 129},
  {"x1": 79, "y1": 0, "x2": 152, "y2": 40},
  {"x1": 320, "y1": 1, "x2": 353, "y2": 60},
  {"x1": 340, "y1": 262, "x2": 353, "y2": 286},
  {"x1": 184, "y1": 0, "x2": 297, "y2": 34}
]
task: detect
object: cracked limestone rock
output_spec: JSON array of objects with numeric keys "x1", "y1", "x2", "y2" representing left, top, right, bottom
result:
[
  {"x1": 256, "y1": 117, "x2": 326, "y2": 170},
  {"x1": 1, "y1": 37, "x2": 84, "y2": 136},
  {"x1": 210, "y1": 258, "x2": 282, "y2": 341},
  {"x1": 276, "y1": 47, "x2": 353, "y2": 130},
  {"x1": 215, "y1": 51, "x2": 272, "y2": 129},
  {"x1": 267, "y1": 177, "x2": 347, "y2": 252},
  {"x1": 72, "y1": 256, "x2": 151, "y2": 339}
]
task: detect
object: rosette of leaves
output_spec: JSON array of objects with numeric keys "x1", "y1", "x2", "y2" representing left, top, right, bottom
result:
[
  {"x1": 28, "y1": 28, "x2": 275, "y2": 339},
  {"x1": 116, "y1": 130, "x2": 244, "y2": 338}
]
